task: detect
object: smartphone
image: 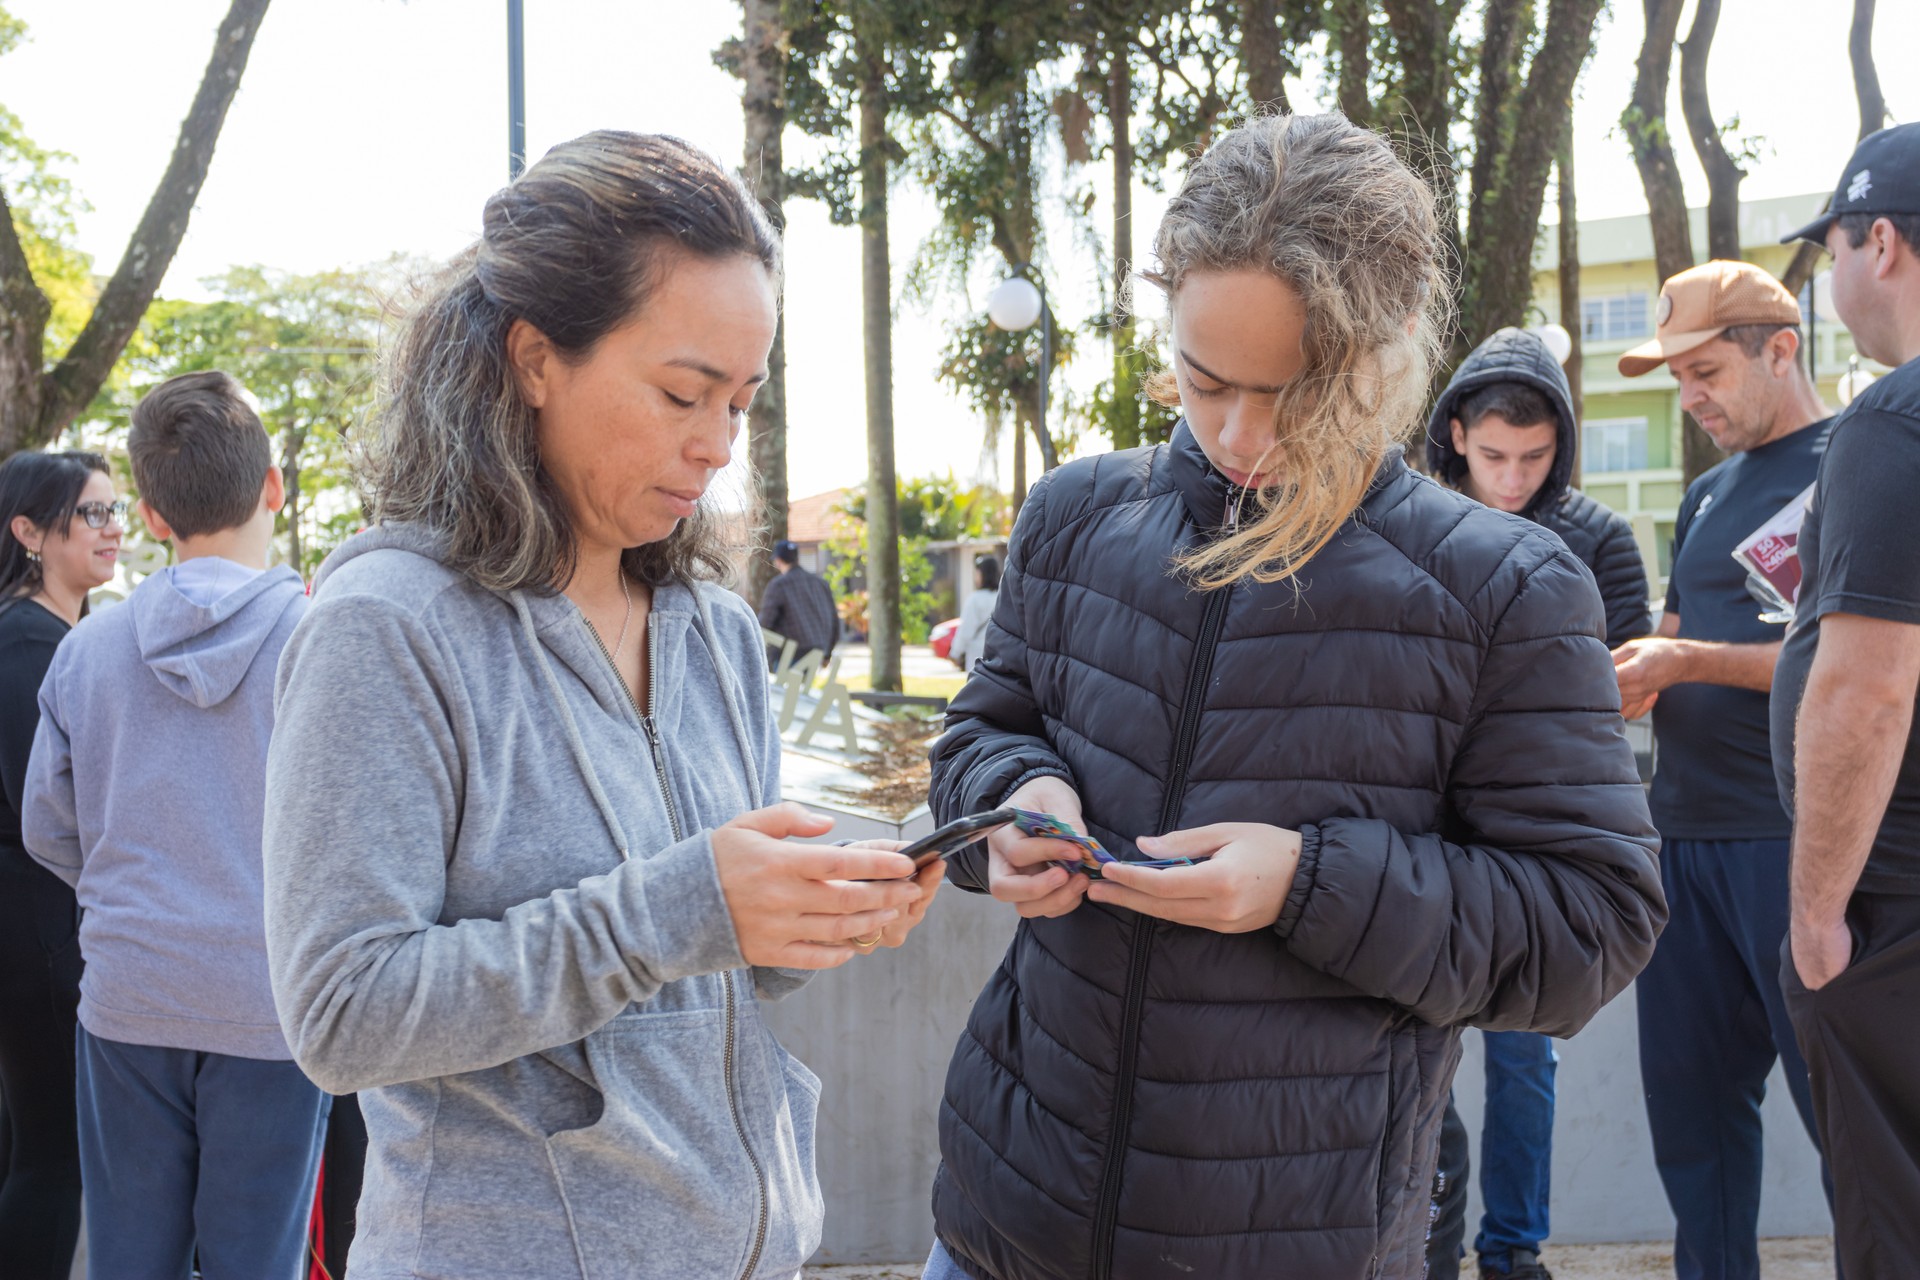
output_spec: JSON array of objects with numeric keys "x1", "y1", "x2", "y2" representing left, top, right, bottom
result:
[{"x1": 897, "y1": 807, "x2": 1020, "y2": 869}]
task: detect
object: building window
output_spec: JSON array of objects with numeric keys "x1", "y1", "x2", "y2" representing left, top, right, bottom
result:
[
  {"x1": 1581, "y1": 293, "x2": 1652, "y2": 342},
  {"x1": 1584, "y1": 417, "x2": 1650, "y2": 474}
]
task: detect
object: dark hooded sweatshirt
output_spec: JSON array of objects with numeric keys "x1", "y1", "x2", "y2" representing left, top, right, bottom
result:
[
  {"x1": 1426, "y1": 327, "x2": 1652, "y2": 648},
  {"x1": 928, "y1": 424, "x2": 1665, "y2": 1280}
]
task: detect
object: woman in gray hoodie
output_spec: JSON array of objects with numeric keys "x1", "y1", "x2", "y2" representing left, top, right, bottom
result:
[{"x1": 263, "y1": 132, "x2": 943, "y2": 1280}]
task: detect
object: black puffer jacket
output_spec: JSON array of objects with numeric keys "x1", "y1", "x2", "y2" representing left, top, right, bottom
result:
[
  {"x1": 1425, "y1": 327, "x2": 1652, "y2": 647},
  {"x1": 928, "y1": 424, "x2": 1664, "y2": 1280}
]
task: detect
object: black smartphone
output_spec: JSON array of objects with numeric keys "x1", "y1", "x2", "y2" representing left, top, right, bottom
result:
[{"x1": 897, "y1": 808, "x2": 1019, "y2": 870}]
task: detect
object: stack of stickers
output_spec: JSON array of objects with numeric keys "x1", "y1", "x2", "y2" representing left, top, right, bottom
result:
[{"x1": 1009, "y1": 809, "x2": 1207, "y2": 878}]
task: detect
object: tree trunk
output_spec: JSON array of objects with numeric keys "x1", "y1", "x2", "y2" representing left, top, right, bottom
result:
[
  {"x1": 858, "y1": 32, "x2": 901, "y2": 694},
  {"x1": 21, "y1": 0, "x2": 272, "y2": 452},
  {"x1": 1330, "y1": 0, "x2": 1372, "y2": 128},
  {"x1": 1011, "y1": 411, "x2": 1026, "y2": 517},
  {"x1": 1624, "y1": 0, "x2": 1717, "y2": 484},
  {"x1": 1464, "y1": 0, "x2": 1529, "y2": 256},
  {"x1": 1558, "y1": 132, "x2": 1583, "y2": 487},
  {"x1": 1459, "y1": 0, "x2": 1605, "y2": 347},
  {"x1": 1241, "y1": 0, "x2": 1290, "y2": 112},
  {"x1": 1107, "y1": 40, "x2": 1141, "y2": 452},
  {"x1": 1380, "y1": 0, "x2": 1464, "y2": 354},
  {"x1": 280, "y1": 423, "x2": 305, "y2": 572},
  {"x1": 1780, "y1": 0, "x2": 1885, "y2": 296},
  {"x1": 741, "y1": 0, "x2": 789, "y2": 606},
  {"x1": 1679, "y1": 0, "x2": 1743, "y2": 263},
  {"x1": 0, "y1": 186, "x2": 53, "y2": 460},
  {"x1": 1851, "y1": 0, "x2": 1886, "y2": 137}
]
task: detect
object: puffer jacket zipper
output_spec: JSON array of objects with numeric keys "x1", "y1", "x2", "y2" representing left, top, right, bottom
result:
[
  {"x1": 582, "y1": 614, "x2": 771, "y2": 1279},
  {"x1": 1089, "y1": 582, "x2": 1232, "y2": 1280}
]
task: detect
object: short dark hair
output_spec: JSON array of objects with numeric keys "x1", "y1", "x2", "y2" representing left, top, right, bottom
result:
[
  {"x1": 1454, "y1": 382, "x2": 1556, "y2": 433},
  {"x1": 128, "y1": 370, "x2": 272, "y2": 539},
  {"x1": 974, "y1": 554, "x2": 1001, "y2": 592},
  {"x1": 1719, "y1": 322, "x2": 1799, "y2": 359},
  {"x1": 1839, "y1": 211, "x2": 1920, "y2": 253}
]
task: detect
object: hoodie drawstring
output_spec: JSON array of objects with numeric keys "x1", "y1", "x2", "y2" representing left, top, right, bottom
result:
[
  {"x1": 509, "y1": 585, "x2": 767, "y2": 865},
  {"x1": 690, "y1": 584, "x2": 764, "y2": 805},
  {"x1": 511, "y1": 590, "x2": 633, "y2": 862}
]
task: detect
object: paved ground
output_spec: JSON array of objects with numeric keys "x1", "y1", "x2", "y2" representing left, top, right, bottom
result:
[{"x1": 806, "y1": 1236, "x2": 1836, "y2": 1279}]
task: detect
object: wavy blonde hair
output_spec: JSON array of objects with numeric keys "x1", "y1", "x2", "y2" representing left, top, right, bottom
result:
[{"x1": 1142, "y1": 113, "x2": 1450, "y2": 590}]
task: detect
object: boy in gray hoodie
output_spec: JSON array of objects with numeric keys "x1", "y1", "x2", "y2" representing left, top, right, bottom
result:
[{"x1": 24, "y1": 371, "x2": 325, "y2": 1279}]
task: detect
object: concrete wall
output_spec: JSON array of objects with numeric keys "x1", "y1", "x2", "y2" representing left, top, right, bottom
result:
[{"x1": 774, "y1": 803, "x2": 1833, "y2": 1262}]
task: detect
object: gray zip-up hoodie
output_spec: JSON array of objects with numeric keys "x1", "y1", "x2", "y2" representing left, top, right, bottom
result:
[
  {"x1": 25, "y1": 563, "x2": 306, "y2": 1059},
  {"x1": 263, "y1": 524, "x2": 820, "y2": 1280}
]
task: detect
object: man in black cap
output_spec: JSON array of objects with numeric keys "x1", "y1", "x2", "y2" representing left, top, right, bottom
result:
[
  {"x1": 758, "y1": 539, "x2": 839, "y2": 671},
  {"x1": 1771, "y1": 121, "x2": 1920, "y2": 1277}
]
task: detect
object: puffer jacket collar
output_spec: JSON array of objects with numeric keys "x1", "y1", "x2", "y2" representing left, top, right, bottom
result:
[{"x1": 1169, "y1": 420, "x2": 1413, "y2": 532}]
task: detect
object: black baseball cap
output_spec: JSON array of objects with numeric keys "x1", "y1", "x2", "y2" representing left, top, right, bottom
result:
[
  {"x1": 1783, "y1": 122, "x2": 1920, "y2": 246},
  {"x1": 772, "y1": 539, "x2": 800, "y2": 562}
]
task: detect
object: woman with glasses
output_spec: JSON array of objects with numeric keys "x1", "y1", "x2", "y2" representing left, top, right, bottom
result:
[{"x1": 0, "y1": 449, "x2": 122, "y2": 1280}]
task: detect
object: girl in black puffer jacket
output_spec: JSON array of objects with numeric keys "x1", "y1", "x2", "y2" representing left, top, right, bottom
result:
[{"x1": 923, "y1": 113, "x2": 1666, "y2": 1280}]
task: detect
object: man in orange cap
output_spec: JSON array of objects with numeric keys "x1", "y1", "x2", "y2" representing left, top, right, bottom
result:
[
  {"x1": 1772, "y1": 121, "x2": 1920, "y2": 1278},
  {"x1": 1610, "y1": 259, "x2": 1833, "y2": 1280}
]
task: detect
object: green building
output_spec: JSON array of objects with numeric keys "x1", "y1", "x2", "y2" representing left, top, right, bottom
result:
[{"x1": 1530, "y1": 192, "x2": 1883, "y2": 588}]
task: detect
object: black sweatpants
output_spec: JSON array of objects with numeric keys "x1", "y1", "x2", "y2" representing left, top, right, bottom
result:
[
  {"x1": 0, "y1": 852, "x2": 84, "y2": 1280},
  {"x1": 1783, "y1": 890, "x2": 1920, "y2": 1280}
]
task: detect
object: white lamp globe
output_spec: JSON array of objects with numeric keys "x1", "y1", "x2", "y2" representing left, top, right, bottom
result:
[
  {"x1": 987, "y1": 276, "x2": 1044, "y2": 331},
  {"x1": 1837, "y1": 367, "x2": 1876, "y2": 407},
  {"x1": 1533, "y1": 322, "x2": 1574, "y2": 365}
]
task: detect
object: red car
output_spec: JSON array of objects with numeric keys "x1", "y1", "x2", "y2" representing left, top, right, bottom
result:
[{"x1": 930, "y1": 617, "x2": 960, "y2": 664}]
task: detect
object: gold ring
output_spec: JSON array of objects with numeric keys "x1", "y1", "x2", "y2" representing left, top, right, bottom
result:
[{"x1": 852, "y1": 932, "x2": 882, "y2": 948}]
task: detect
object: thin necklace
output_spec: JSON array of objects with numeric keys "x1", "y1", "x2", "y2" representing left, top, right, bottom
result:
[{"x1": 590, "y1": 565, "x2": 634, "y2": 659}]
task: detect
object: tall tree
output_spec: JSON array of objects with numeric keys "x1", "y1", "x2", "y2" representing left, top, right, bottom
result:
[
  {"x1": 1623, "y1": 0, "x2": 1719, "y2": 484},
  {"x1": 718, "y1": 0, "x2": 792, "y2": 605},
  {"x1": 1238, "y1": 0, "x2": 1291, "y2": 111},
  {"x1": 1678, "y1": 0, "x2": 1743, "y2": 263},
  {"x1": 1558, "y1": 133, "x2": 1583, "y2": 484},
  {"x1": 1453, "y1": 0, "x2": 1605, "y2": 350},
  {"x1": 1779, "y1": 0, "x2": 1886, "y2": 296},
  {"x1": 857, "y1": 18, "x2": 903, "y2": 694},
  {"x1": 0, "y1": 0, "x2": 272, "y2": 458}
]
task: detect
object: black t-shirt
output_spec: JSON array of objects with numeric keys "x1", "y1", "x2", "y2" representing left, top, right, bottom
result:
[
  {"x1": 1773, "y1": 357, "x2": 1920, "y2": 893},
  {"x1": 0, "y1": 596, "x2": 70, "y2": 862},
  {"x1": 1650, "y1": 419, "x2": 1830, "y2": 839}
]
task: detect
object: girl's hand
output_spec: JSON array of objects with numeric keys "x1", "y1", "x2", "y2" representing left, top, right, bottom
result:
[
  {"x1": 986, "y1": 777, "x2": 1092, "y2": 919},
  {"x1": 1087, "y1": 823, "x2": 1302, "y2": 933}
]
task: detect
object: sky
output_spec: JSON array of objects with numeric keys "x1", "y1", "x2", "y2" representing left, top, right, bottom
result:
[{"x1": 5, "y1": 0, "x2": 1914, "y2": 503}]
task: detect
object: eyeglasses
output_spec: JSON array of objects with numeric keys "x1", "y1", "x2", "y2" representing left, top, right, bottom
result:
[{"x1": 74, "y1": 500, "x2": 128, "y2": 530}]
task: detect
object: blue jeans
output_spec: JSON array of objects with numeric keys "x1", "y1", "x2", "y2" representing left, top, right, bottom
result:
[
  {"x1": 1475, "y1": 1030, "x2": 1557, "y2": 1269},
  {"x1": 1637, "y1": 837, "x2": 1827, "y2": 1280},
  {"x1": 925, "y1": 1238, "x2": 971, "y2": 1279},
  {"x1": 76, "y1": 1027, "x2": 331, "y2": 1280}
]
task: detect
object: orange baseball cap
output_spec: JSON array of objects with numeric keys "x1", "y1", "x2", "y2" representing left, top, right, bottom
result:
[{"x1": 1618, "y1": 260, "x2": 1803, "y2": 378}]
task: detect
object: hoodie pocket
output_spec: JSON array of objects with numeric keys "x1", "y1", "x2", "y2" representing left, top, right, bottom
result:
[
  {"x1": 759, "y1": 1038, "x2": 826, "y2": 1271},
  {"x1": 543, "y1": 1009, "x2": 761, "y2": 1279}
]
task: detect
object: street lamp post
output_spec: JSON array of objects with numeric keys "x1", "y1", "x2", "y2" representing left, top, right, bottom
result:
[
  {"x1": 986, "y1": 264, "x2": 1056, "y2": 491},
  {"x1": 507, "y1": 0, "x2": 526, "y2": 180}
]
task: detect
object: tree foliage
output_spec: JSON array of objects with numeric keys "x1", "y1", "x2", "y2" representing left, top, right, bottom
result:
[
  {"x1": 0, "y1": 0, "x2": 273, "y2": 459},
  {"x1": 97, "y1": 263, "x2": 393, "y2": 576}
]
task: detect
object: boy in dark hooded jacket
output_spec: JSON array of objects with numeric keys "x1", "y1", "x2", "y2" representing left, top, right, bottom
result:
[{"x1": 1423, "y1": 326, "x2": 1653, "y2": 1279}]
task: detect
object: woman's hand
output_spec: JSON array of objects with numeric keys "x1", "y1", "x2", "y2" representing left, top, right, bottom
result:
[
  {"x1": 986, "y1": 777, "x2": 1092, "y2": 919},
  {"x1": 1088, "y1": 823, "x2": 1302, "y2": 933},
  {"x1": 712, "y1": 805, "x2": 924, "y2": 969},
  {"x1": 853, "y1": 840, "x2": 946, "y2": 949}
]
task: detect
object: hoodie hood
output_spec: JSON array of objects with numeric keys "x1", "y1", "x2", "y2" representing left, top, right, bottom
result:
[
  {"x1": 1424, "y1": 327, "x2": 1578, "y2": 519},
  {"x1": 131, "y1": 564, "x2": 307, "y2": 708}
]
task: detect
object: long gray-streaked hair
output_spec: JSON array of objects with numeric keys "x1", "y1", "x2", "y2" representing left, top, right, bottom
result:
[{"x1": 360, "y1": 131, "x2": 780, "y2": 593}]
